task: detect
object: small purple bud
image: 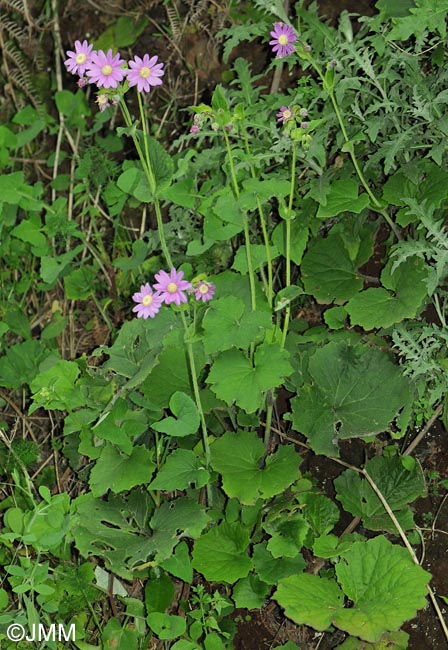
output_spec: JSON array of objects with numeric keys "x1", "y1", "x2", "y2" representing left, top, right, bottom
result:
[
  {"x1": 304, "y1": 44, "x2": 312, "y2": 52},
  {"x1": 77, "y1": 77, "x2": 87, "y2": 88},
  {"x1": 299, "y1": 108, "x2": 308, "y2": 118},
  {"x1": 300, "y1": 122, "x2": 309, "y2": 129},
  {"x1": 190, "y1": 124, "x2": 200, "y2": 134}
]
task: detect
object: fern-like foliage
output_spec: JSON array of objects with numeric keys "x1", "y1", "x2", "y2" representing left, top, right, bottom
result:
[
  {"x1": 392, "y1": 320, "x2": 448, "y2": 407},
  {"x1": 391, "y1": 200, "x2": 448, "y2": 297},
  {"x1": 0, "y1": 0, "x2": 42, "y2": 109}
]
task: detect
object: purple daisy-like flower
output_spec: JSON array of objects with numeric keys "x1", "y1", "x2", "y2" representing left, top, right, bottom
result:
[
  {"x1": 126, "y1": 54, "x2": 165, "y2": 93},
  {"x1": 64, "y1": 40, "x2": 94, "y2": 77},
  {"x1": 86, "y1": 49, "x2": 126, "y2": 89},
  {"x1": 194, "y1": 281, "x2": 215, "y2": 303},
  {"x1": 132, "y1": 283, "x2": 164, "y2": 319},
  {"x1": 269, "y1": 23, "x2": 297, "y2": 58},
  {"x1": 277, "y1": 106, "x2": 293, "y2": 123},
  {"x1": 153, "y1": 268, "x2": 192, "y2": 306}
]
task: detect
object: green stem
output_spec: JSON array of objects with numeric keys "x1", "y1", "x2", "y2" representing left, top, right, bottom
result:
[
  {"x1": 180, "y1": 311, "x2": 212, "y2": 505},
  {"x1": 307, "y1": 57, "x2": 401, "y2": 240},
  {"x1": 223, "y1": 128, "x2": 257, "y2": 311},
  {"x1": 120, "y1": 97, "x2": 174, "y2": 266},
  {"x1": 281, "y1": 142, "x2": 297, "y2": 348},
  {"x1": 243, "y1": 129, "x2": 273, "y2": 306}
]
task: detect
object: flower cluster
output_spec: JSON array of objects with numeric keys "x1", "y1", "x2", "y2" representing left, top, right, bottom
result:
[
  {"x1": 132, "y1": 268, "x2": 215, "y2": 319},
  {"x1": 64, "y1": 40, "x2": 165, "y2": 95}
]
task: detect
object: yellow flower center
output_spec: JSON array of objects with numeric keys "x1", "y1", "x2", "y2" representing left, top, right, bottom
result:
[
  {"x1": 142, "y1": 294, "x2": 153, "y2": 306},
  {"x1": 76, "y1": 53, "x2": 87, "y2": 64},
  {"x1": 102, "y1": 64, "x2": 113, "y2": 76},
  {"x1": 140, "y1": 66, "x2": 151, "y2": 79},
  {"x1": 278, "y1": 34, "x2": 289, "y2": 45},
  {"x1": 167, "y1": 282, "x2": 178, "y2": 294},
  {"x1": 283, "y1": 109, "x2": 292, "y2": 119},
  {"x1": 199, "y1": 283, "x2": 209, "y2": 294}
]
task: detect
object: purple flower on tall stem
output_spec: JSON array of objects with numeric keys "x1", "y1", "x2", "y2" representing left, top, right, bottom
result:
[
  {"x1": 269, "y1": 23, "x2": 297, "y2": 58},
  {"x1": 132, "y1": 283, "x2": 164, "y2": 319},
  {"x1": 126, "y1": 54, "x2": 165, "y2": 93},
  {"x1": 64, "y1": 40, "x2": 94, "y2": 77},
  {"x1": 277, "y1": 106, "x2": 293, "y2": 123},
  {"x1": 194, "y1": 281, "x2": 215, "y2": 303},
  {"x1": 153, "y1": 269, "x2": 192, "y2": 306},
  {"x1": 86, "y1": 49, "x2": 126, "y2": 89}
]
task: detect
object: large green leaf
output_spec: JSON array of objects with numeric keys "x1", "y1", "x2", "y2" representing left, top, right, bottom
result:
[
  {"x1": 346, "y1": 256, "x2": 428, "y2": 329},
  {"x1": 148, "y1": 449, "x2": 210, "y2": 490},
  {"x1": 334, "y1": 537, "x2": 430, "y2": 641},
  {"x1": 192, "y1": 522, "x2": 252, "y2": 583},
  {"x1": 271, "y1": 220, "x2": 309, "y2": 266},
  {"x1": 210, "y1": 431, "x2": 299, "y2": 504},
  {"x1": 334, "y1": 455, "x2": 426, "y2": 532},
  {"x1": 301, "y1": 234, "x2": 363, "y2": 303},
  {"x1": 207, "y1": 344, "x2": 292, "y2": 413},
  {"x1": 71, "y1": 493, "x2": 155, "y2": 579},
  {"x1": 275, "y1": 573, "x2": 345, "y2": 631},
  {"x1": 316, "y1": 178, "x2": 370, "y2": 218},
  {"x1": 152, "y1": 391, "x2": 200, "y2": 437},
  {"x1": 275, "y1": 536, "x2": 430, "y2": 642},
  {"x1": 252, "y1": 542, "x2": 305, "y2": 585},
  {"x1": 291, "y1": 341, "x2": 412, "y2": 455},
  {"x1": 89, "y1": 445, "x2": 155, "y2": 497},
  {"x1": 202, "y1": 296, "x2": 272, "y2": 354},
  {"x1": 93, "y1": 397, "x2": 147, "y2": 455}
]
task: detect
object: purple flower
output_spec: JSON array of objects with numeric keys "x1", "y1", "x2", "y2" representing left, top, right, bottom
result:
[
  {"x1": 64, "y1": 40, "x2": 94, "y2": 77},
  {"x1": 190, "y1": 124, "x2": 200, "y2": 134},
  {"x1": 277, "y1": 106, "x2": 293, "y2": 123},
  {"x1": 86, "y1": 49, "x2": 126, "y2": 89},
  {"x1": 153, "y1": 268, "x2": 192, "y2": 306},
  {"x1": 132, "y1": 283, "x2": 163, "y2": 319},
  {"x1": 194, "y1": 281, "x2": 215, "y2": 303},
  {"x1": 269, "y1": 23, "x2": 297, "y2": 58},
  {"x1": 126, "y1": 54, "x2": 164, "y2": 93}
]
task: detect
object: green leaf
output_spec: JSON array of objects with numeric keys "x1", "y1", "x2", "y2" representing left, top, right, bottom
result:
[
  {"x1": 145, "y1": 573, "x2": 174, "y2": 614},
  {"x1": 334, "y1": 455, "x2": 426, "y2": 532},
  {"x1": 252, "y1": 542, "x2": 306, "y2": 585},
  {"x1": 117, "y1": 165, "x2": 151, "y2": 202},
  {"x1": 192, "y1": 522, "x2": 252, "y2": 583},
  {"x1": 316, "y1": 178, "x2": 370, "y2": 218},
  {"x1": 148, "y1": 449, "x2": 210, "y2": 490},
  {"x1": 301, "y1": 234, "x2": 363, "y2": 303},
  {"x1": 152, "y1": 391, "x2": 200, "y2": 437},
  {"x1": 93, "y1": 398, "x2": 147, "y2": 455},
  {"x1": 207, "y1": 344, "x2": 292, "y2": 413},
  {"x1": 160, "y1": 542, "x2": 193, "y2": 583},
  {"x1": 71, "y1": 492, "x2": 155, "y2": 579},
  {"x1": 232, "y1": 575, "x2": 270, "y2": 609},
  {"x1": 30, "y1": 360, "x2": 83, "y2": 413},
  {"x1": 324, "y1": 306, "x2": 347, "y2": 329},
  {"x1": 211, "y1": 431, "x2": 299, "y2": 505},
  {"x1": 102, "y1": 619, "x2": 139, "y2": 650},
  {"x1": 291, "y1": 341, "x2": 412, "y2": 455},
  {"x1": 301, "y1": 492, "x2": 340, "y2": 536},
  {"x1": 265, "y1": 515, "x2": 309, "y2": 558},
  {"x1": 160, "y1": 177, "x2": 197, "y2": 209},
  {"x1": 89, "y1": 445, "x2": 155, "y2": 497},
  {"x1": 334, "y1": 536, "x2": 430, "y2": 642},
  {"x1": 64, "y1": 266, "x2": 96, "y2": 299},
  {"x1": 150, "y1": 498, "x2": 210, "y2": 563},
  {"x1": 202, "y1": 296, "x2": 273, "y2": 354},
  {"x1": 147, "y1": 613, "x2": 186, "y2": 641},
  {"x1": 275, "y1": 573, "x2": 345, "y2": 630},
  {"x1": 346, "y1": 256, "x2": 428, "y2": 329},
  {"x1": 271, "y1": 220, "x2": 309, "y2": 266},
  {"x1": 232, "y1": 243, "x2": 279, "y2": 274},
  {"x1": 238, "y1": 177, "x2": 291, "y2": 211}
]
